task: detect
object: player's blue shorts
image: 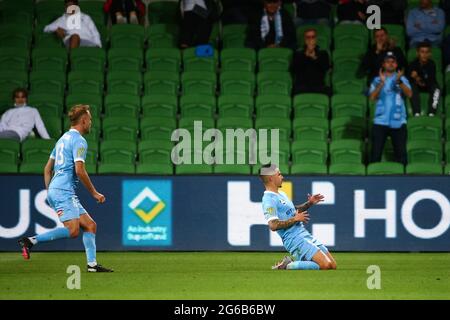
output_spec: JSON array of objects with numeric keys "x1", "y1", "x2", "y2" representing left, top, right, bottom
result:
[
  {"x1": 291, "y1": 235, "x2": 329, "y2": 262},
  {"x1": 47, "y1": 189, "x2": 87, "y2": 223}
]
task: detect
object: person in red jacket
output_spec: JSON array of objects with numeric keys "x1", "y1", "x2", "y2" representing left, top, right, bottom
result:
[{"x1": 103, "y1": 0, "x2": 145, "y2": 24}]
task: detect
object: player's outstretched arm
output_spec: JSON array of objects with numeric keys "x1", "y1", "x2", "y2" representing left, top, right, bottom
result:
[
  {"x1": 296, "y1": 193, "x2": 324, "y2": 212},
  {"x1": 44, "y1": 158, "x2": 55, "y2": 189},
  {"x1": 75, "y1": 161, "x2": 105, "y2": 203},
  {"x1": 268, "y1": 210, "x2": 309, "y2": 231}
]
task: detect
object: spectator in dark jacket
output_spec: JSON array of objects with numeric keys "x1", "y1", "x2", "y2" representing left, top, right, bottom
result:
[
  {"x1": 294, "y1": 0, "x2": 335, "y2": 26},
  {"x1": 368, "y1": 0, "x2": 406, "y2": 25},
  {"x1": 293, "y1": 28, "x2": 331, "y2": 95},
  {"x1": 103, "y1": 0, "x2": 145, "y2": 24},
  {"x1": 360, "y1": 27, "x2": 407, "y2": 82},
  {"x1": 221, "y1": 0, "x2": 262, "y2": 24},
  {"x1": 408, "y1": 41, "x2": 441, "y2": 117},
  {"x1": 337, "y1": 0, "x2": 368, "y2": 24},
  {"x1": 245, "y1": 0, "x2": 297, "y2": 50}
]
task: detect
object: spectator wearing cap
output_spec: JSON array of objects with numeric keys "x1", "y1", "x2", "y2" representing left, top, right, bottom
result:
[
  {"x1": 292, "y1": 28, "x2": 330, "y2": 95},
  {"x1": 103, "y1": 0, "x2": 146, "y2": 25},
  {"x1": 408, "y1": 41, "x2": 441, "y2": 117},
  {"x1": 369, "y1": 52, "x2": 412, "y2": 165},
  {"x1": 360, "y1": 27, "x2": 407, "y2": 83},
  {"x1": 0, "y1": 88, "x2": 50, "y2": 142},
  {"x1": 406, "y1": 0, "x2": 446, "y2": 48},
  {"x1": 245, "y1": 0, "x2": 297, "y2": 50},
  {"x1": 44, "y1": 0, "x2": 102, "y2": 49}
]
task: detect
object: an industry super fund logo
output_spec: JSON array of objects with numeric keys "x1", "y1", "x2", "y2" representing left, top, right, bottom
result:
[{"x1": 122, "y1": 180, "x2": 172, "y2": 246}]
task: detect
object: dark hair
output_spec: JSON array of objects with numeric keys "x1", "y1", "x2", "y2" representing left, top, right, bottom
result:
[
  {"x1": 12, "y1": 88, "x2": 28, "y2": 100},
  {"x1": 416, "y1": 41, "x2": 432, "y2": 50},
  {"x1": 373, "y1": 27, "x2": 388, "y2": 35},
  {"x1": 68, "y1": 104, "x2": 90, "y2": 125},
  {"x1": 65, "y1": 0, "x2": 79, "y2": 5}
]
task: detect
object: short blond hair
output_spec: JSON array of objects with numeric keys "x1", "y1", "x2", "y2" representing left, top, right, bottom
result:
[{"x1": 68, "y1": 104, "x2": 90, "y2": 125}]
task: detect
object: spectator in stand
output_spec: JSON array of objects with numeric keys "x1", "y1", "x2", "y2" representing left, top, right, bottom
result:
[
  {"x1": 406, "y1": 0, "x2": 446, "y2": 48},
  {"x1": 369, "y1": 52, "x2": 412, "y2": 165},
  {"x1": 337, "y1": 0, "x2": 368, "y2": 24},
  {"x1": 179, "y1": 0, "x2": 219, "y2": 49},
  {"x1": 294, "y1": 0, "x2": 335, "y2": 26},
  {"x1": 360, "y1": 27, "x2": 407, "y2": 82},
  {"x1": 0, "y1": 88, "x2": 50, "y2": 142},
  {"x1": 408, "y1": 41, "x2": 441, "y2": 117},
  {"x1": 292, "y1": 28, "x2": 331, "y2": 95},
  {"x1": 44, "y1": 0, "x2": 102, "y2": 49},
  {"x1": 103, "y1": 0, "x2": 145, "y2": 25},
  {"x1": 245, "y1": 0, "x2": 297, "y2": 50},
  {"x1": 221, "y1": 0, "x2": 263, "y2": 24},
  {"x1": 367, "y1": 0, "x2": 406, "y2": 25}
]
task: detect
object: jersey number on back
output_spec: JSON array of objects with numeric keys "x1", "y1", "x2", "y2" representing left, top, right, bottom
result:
[{"x1": 56, "y1": 143, "x2": 65, "y2": 165}]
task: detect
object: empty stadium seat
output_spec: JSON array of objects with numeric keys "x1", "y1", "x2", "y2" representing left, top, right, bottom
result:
[
  {"x1": 180, "y1": 94, "x2": 216, "y2": 118},
  {"x1": 109, "y1": 24, "x2": 146, "y2": 49},
  {"x1": 329, "y1": 139, "x2": 363, "y2": 164},
  {"x1": 104, "y1": 94, "x2": 141, "y2": 117},
  {"x1": 218, "y1": 95, "x2": 253, "y2": 118},
  {"x1": 183, "y1": 47, "x2": 218, "y2": 72},
  {"x1": 220, "y1": 48, "x2": 256, "y2": 72},
  {"x1": 182, "y1": 71, "x2": 217, "y2": 96},
  {"x1": 28, "y1": 93, "x2": 64, "y2": 117},
  {"x1": 0, "y1": 139, "x2": 20, "y2": 165},
  {"x1": 146, "y1": 48, "x2": 181, "y2": 72},
  {"x1": 142, "y1": 95, "x2": 178, "y2": 118},
  {"x1": 406, "y1": 163, "x2": 443, "y2": 175},
  {"x1": 331, "y1": 116, "x2": 366, "y2": 140},
  {"x1": 407, "y1": 140, "x2": 442, "y2": 164},
  {"x1": 257, "y1": 71, "x2": 292, "y2": 95},
  {"x1": 29, "y1": 70, "x2": 66, "y2": 95},
  {"x1": 291, "y1": 140, "x2": 328, "y2": 164},
  {"x1": 68, "y1": 70, "x2": 104, "y2": 95},
  {"x1": 107, "y1": 71, "x2": 142, "y2": 95},
  {"x1": 70, "y1": 47, "x2": 106, "y2": 72},
  {"x1": 331, "y1": 94, "x2": 367, "y2": 118},
  {"x1": 329, "y1": 163, "x2": 366, "y2": 175},
  {"x1": 31, "y1": 47, "x2": 67, "y2": 72},
  {"x1": 290, "y1": 163, "x2": 327, "y2": 175},
  {"x1": 144, "y1": 71, "x2": 179, "y2": 95},
  {"x1": 220, "y1": 71, "x2": 255, "y2": 96},
  {"x1": 294, "y1": 93, "x2": 329, "y2": 118},
  {"x1": 367, "y1": 162, "x2": 404, "y2": 175},
  {"x1": 102, "y1": 117, "x2": 139, "y2": 141},
  {"x1": 293, "y1": 117, "x2": 329, "y2": 141},
  {"x1": 136, "y1": 163, "x2": 173, "y2": 175},
  {"x1": 214, "y1": 164, "x2": 252, "y2": 174},
  {"x1": 65, "y1": 93, "x2": 103, "y2": 118},
  {"x1": 258, "y1": 48, "x2": 293, "y2": 72},
  {"x1": 0, "y1": 47, "x2": 29, "y2": 72},
  {"x1": 108, "y1": 48, "x2": 143, "y2": 72},
  {"x1": 407, "y1": 117, "x2": 442, "y2": 141},
  {"x1": 256, "y1": 95, "x2": 292, "y2": 118},
  {"x1": 140, "y1": 117, "x2": 177, "y2": 141}
]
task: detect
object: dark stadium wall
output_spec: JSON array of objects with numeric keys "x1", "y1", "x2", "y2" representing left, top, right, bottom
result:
[{"x1": 0, "y1": 175, "x2": 449, "y2": 251}]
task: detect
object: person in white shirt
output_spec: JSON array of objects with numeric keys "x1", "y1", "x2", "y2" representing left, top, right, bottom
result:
[
  {"x1": 0, "y1": 88, "x2": 51, "y2": 142},
  {"x1": 43, "y1": 0, "x2": 102, "y2": 49}
]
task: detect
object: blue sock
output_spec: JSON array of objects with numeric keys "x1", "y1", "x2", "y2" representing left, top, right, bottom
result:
[
  {"x1": 34, "y1": 227, "x2": 70, "y2": 243},
  {"x1": 82, "y1": 232, "x2": 97, "y2": 265},
  {"x1": 287, "y1": 261, "x2": 320, "y2": 270}
]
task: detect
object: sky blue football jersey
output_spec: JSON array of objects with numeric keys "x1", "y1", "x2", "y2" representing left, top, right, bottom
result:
[
  {"x1": 262, "y1": 190, "x2": 310, "y2": 254},
  {"x1": 49, "y1": 129, "x2": 87, "y2": 193}
]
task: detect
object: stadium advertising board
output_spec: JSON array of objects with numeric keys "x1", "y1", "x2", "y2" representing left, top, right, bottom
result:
[{"x1": 0, "y1": 175, "x2": 449, "y2": 251}]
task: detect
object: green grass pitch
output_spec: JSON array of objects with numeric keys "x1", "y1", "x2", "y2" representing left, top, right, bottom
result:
[{"x1": 0, "y1": 252, "x2": 449, "y2": 299}]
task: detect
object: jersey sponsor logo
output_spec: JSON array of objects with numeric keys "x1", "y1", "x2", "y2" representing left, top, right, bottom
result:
[
  {"x1": 266, "y1": 207, "x2": 275, "y2": 215},
  {"x1": 77, "y1": 147, "x2": 86, "y2": 158}
]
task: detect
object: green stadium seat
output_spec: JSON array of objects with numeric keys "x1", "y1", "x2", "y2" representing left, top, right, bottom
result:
[
  {"x1": 296, "y1": 24, "x2": 331, "y2": 50},
  {"x1": 65, "y1": 93, "x2": 102, "y2": 118},
  {"x1": 407, "y1": 117, "x2": 442, "y2": 141},
  {"x1": 175, "y1": 164, "x2": 214, "y2": 175},
  {"x1": 333, "y1": 24, "x2": 368, "y2": 51},
  {"x1": 142, "y1": 95, "x2": 178, "y2": 118},
  {"x1": 329, "y1": 163, "x2": 366, "y2": 175},
  {"x1": 70, "y1": 47, "x2": 106, "y2": 72},
  {"x1": 331, "y1": 116, "x2": 366, "y2": 140},
  {"x1": 257, "y1": 71, "x2": 292, "y2": 95},
  {"x1": 446, "y1": 141, "x2": 450, "y2": 163},
  {"x1": 407, "y1": 140, "x2": 442, "y2": 164},
  {"x1": 255, "y1": 95, "x2": 291, "y2": 118},
  {"x1": 0, "y1": 47, "x2": 29, "y2": 72},
  {"x1": 445, "y1": 164, "x2": 450, "y2": 175},
  {"x1": 332, "y1": 74, "x2": 366, "y2": 94},
  {"x1": 293, "y1": 117, "x2": 329, "y2": 140},
  {"x1": 136, "y1": 163, "x2": 173, "y2": 175},
  {"x1": 222, "y1": 24, "x2": 247, "y2": 48},
  {"x1": 144, "y1": 71, "x2": 179, "y2": 95},
  {"x1": 332, "y1": 50, "x2": 361, "y2": 77},
  {"x1": 31, "y1": 47, "x2": 67, "y2": 72},
  {"x1": 140, "y1": 117, "x2": 177, "y2": 141},
  {"x1": 220, "y1": 48, "x2": 256, "y2": 72},
  {"x1": 294, "y1": 94, "x2": 329, "y2": 118},
  {"x1": 100, "y1": 140, "x2": 136, "y2": 164},
  {"x1": 19, "y1": 163, "x2": 46, "y2": 174},
  {"x1": 0, "y1": 1, "x2": 34, "y2": 25},
  {"x1": 68, "y1": 71, "x2": 104, "y2": 95},
  {"x1": 220, "y1": 71, "x2": 255, "y2": 96},
  {"x1": 330, "y1": 139, "x2": 363, "y2": 164},
  {"x1": 218, "y1": 95, "x2": 253, "y2": 118},
  {"x1": 107, "y1": 71, "x2": 142, "y2": 95},
  {"x1": 0, "y1": 139, "x2": 20, "y2": 165},
  {"x1": 28, "y1": 93, "x2": 64, "y2": 117},
  {"x1": 108, "y1": 48, "x2": 143, "y2": 72},
  {"x1": 102, "y1": 117, "x2": 139, "y2": 141},
  {"x1": 406, "y1": 92, "x2": 444, "y2": 117},
  {"x1": 182, "y1": 71, "x2": 217, "y2": 96},
  {"x1": 291, "y1": 140, "x2": 328, "y2": 164},
  {"x1": 29, "y1": 71, "x2": 66, "y2": 95},
  {"x1": 147, "y1": 24, "x2": 177, "y2": 48},
  {"x1": 138, "y1": 140, "x2": 172, "y2": 164},
  {"x1": 183, "y1": 47, "x2": 218, "y2": 72},
  {"x1": 0, "y1": 71, "x2": 28, "y2": 96},
  {"x1": 255, "y1": 117, "x2": 291, "y2": 140},
  {"x1": 0, "y1": 163, "x2": 18, "y2": 173},
  {"x1": 34, "y1": 29, "x2": 64, "y2": 49},
  {"x1": 214, "y1": 164, "x2": 252, "y2": 174},
  {"x1": 35, "y1": 0, "x2": 63, "y2": 24},
  {"x1": 406, "y1": 163, "x2": 443, "y2": 175},
  {"x1": 331, "y1": 94, "x2": 367, "y2": 119},
  {"x1": 0, "y1": 24, "x2": 32, "y2": 48},
  {"x1": 290, "y1": 163, "x2": 327, "y2": 175},
  {"x1": 258, "y1": 48, "x2": 293, "y2": 72},
  {"x1": 104, "y1": 94, "x2": 141, "y2": 117},
  {"x1": 178, "y1": 117, "x2": 215, "y2": 131},
  {"x1": 180, "y1": 94, "x2": 216, "y2": 118},
  {"x1": 217, "y1": 117, "x2": 253, "y2": 132},
  {"x1": 148, "y1": 1, "x2": 179, "y2": 24},
  {"x1": 41, "y1": 116, "x2": 62, "y2": 139},
  {"x1": 367, "y1": 162, "x2": 404, "y2": 175},
  {"x1": 79, "y1": 0, "x2": 105, "y2": 26},
  {"x1": 146, "y1": 48, "x2": 181, "y2": 72},
  {"x1": 97, "y1": 163, "x2": 135, "y2": 174},
  {"x1": 109, "y1": 24, "x2": 146, "y2": 49},
  {"x1": 21, "y1": 139, "x2": 55, "y2": 164}
]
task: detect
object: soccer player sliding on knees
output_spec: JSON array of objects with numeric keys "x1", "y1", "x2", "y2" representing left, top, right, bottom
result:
[
  {"x1": 18, "y1": 105, "x2": 113, "y2": 272},
  {"x1": 260, "y1": 164, "x2": 337, "y2": 270}
]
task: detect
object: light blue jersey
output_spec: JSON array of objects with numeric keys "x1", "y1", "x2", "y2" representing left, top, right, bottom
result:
[
  {"x1": 262, "y1": 190, "x2": 328, "y2": 261},
  {"x1": 49, "y1": 129, "x2": 88, "y2": 193}
]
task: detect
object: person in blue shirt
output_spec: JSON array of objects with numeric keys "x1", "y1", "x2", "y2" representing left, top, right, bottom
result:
[
  {"x1": 18, "y1": 105, "x2": 113, "y2": 273},
  {"x1": 406, "y1": 0, "x2": 446, "y2": 47},
  {"x1": 369, "y1": 52, "x2": 412, "y2": 165},
  {"x1": 260, "y1": 164, "x2": 337, "y2": 270}
]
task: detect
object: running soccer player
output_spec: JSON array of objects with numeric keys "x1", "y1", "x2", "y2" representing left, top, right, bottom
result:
[
  {"x1": 260, "y1": 164, "x2": 337, "y2": 270},
  {"x1": 18, "y1": 105, "x2": 113, "y2": 272}
]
